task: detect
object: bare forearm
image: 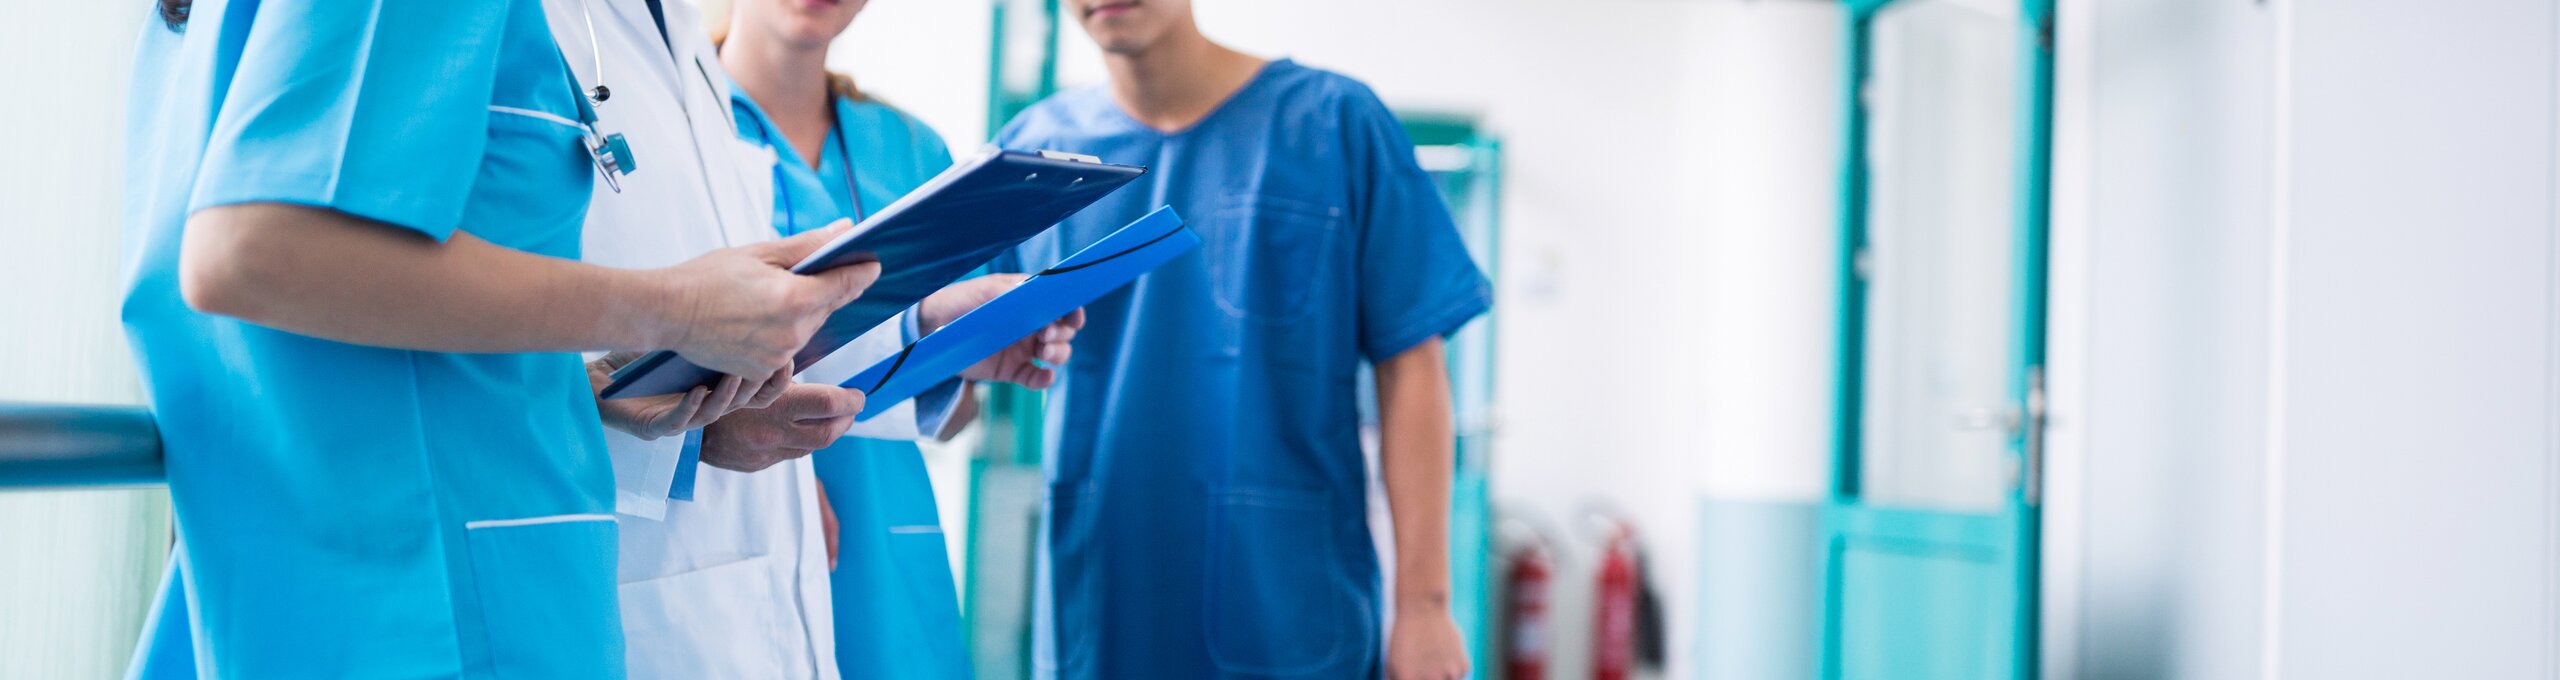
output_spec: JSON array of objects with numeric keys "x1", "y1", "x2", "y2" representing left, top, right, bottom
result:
[
  {"x1": 1377, "y1": 338, "x2": 1456, "y2": 606},
  {"x1": 181, "y1": 203, "x2": 676, "y2": 353}
]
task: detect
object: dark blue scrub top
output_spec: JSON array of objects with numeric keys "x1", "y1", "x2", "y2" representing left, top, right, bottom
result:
[{"x1": 991, "y1": 59, "x2": 1492, "y2": 679}]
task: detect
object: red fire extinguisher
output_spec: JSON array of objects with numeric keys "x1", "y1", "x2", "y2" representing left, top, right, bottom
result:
[
  {"x1": 1501, "y1": 543, "x2": 1553, "y2": 680},
  {"x1": 1591, "y1": 526, "x2": 1640, "y2": 680}
]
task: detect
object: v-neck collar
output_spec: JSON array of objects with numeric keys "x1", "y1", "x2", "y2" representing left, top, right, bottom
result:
[{"x1": 1100, "y1": 58, "x2": 1292, "y2": 138}]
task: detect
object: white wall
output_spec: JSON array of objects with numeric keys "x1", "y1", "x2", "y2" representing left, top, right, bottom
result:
[
  {"x1": 1684, "y1": 1, "x2": 1844, "y2": 507},
  {"x1": 2049, "y1": 0, "x2": 2560, "y2": 678},
  {"x1": 2043, "y1": 0, "x2": 2276, "y2": 676},
  {"x1": 2274, "y1": 1, "x2": 2556, "y2": 675},
  {"x1": 1680, "y1": 2, "x2": 1844, "y2": 679}
]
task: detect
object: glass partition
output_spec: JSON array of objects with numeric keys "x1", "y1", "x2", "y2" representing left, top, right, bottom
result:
[
  {"x1": 1856, "y1": 0, "x2": 2024, "y2": 512},
  {"x1": 0, "y1": 2, "x2": 173, "y2": 677}
]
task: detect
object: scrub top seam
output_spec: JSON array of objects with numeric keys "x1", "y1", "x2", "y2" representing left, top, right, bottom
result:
[
  {"x1": 488, "y1": 105, "x2": 584, "y2": 131},
  {"x1": 400, "y1": 350, "x2": 476, "y2": 676}
]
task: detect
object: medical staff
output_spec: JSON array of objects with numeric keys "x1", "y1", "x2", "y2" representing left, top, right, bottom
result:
[
  {"x1": 120, "y1": 0, "x2": 873, "y2": 677},
  {"x1": 716, "y1": 0, "x2": 1074, "y2": 676},
  {"x1": 992, "y1": 0, "x2": 1491, "y2": 678},
  {"x1": 534, "y1": 0, "x2": 1073, "y2": 677}
]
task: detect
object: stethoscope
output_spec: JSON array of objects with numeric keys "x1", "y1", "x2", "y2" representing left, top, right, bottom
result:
[
  {"x1": 565, "y1": 0, "x2": 637, "y2": 192},
  {"x1": 740, "y1": 99, "x2": 871, "y2": 232}
]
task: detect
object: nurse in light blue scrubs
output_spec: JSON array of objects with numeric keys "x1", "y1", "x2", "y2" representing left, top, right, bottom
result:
[
  {"x1": 716, "y1": 0, "x2": 971, "y2": 677},
  {"x1": 120, "y1": 1, "x2": 864, "y2": 676}
]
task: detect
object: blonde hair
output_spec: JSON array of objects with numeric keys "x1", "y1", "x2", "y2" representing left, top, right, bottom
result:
[{"x1": 705, "y1": 0, "x2": 870, "y2": 102}]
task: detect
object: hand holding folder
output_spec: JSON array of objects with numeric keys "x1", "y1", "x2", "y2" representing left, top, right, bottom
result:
[
  {"x1": 916, "y1": 275, "x2": 1085, "y2": 389},
  {"x1": 845, "y1": 206, "x2": 1199, "y2": 420}
]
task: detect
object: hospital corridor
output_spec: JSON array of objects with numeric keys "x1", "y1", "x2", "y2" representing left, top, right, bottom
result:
[{"x1": 2, "y1": 0, "x2": 2557, "y2": 678}]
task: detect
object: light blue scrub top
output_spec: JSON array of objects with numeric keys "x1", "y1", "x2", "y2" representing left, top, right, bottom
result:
[
  {"x1": 732, "y1": 89, "x2": 971, "y2": 680},
  {"x1": 991, "y1": 60, "x2": 1492, "y2": 679},
  {"x1": 121, "y1": 1, "x2": 620, "y2": 677}
]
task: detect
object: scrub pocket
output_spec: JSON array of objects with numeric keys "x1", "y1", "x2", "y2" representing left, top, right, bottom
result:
[
  {"x1": 1209, "y1": 194, "x2": 1342, "y2": 324},
  {"x1": 615, "y1": 554, "x2": 794, "y2": 680},
  {"x1": 464, "y1": 514, "x2": 622, "y2": 679},
  {"x1": 1203, "y1": 489, "x2": 1361, "y2": 676},
  {"x1": 477, "y1": 107, "x2": 598, "y2": 251}
]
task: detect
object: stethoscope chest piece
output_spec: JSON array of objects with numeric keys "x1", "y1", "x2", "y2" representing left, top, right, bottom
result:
[{"x1": 585, "y1": 130, "x2": 637, "y2": 193}]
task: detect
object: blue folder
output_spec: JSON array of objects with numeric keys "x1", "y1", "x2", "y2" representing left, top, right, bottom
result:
[
  {"x1": 599, "y1": 148, "x2": 1146, "y2": 400},
  {"x1": 844, "y1": 206, "x2": 1197, "y2": 421}
]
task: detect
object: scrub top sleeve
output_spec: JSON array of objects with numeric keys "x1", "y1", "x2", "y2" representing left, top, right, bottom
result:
[
  {"x1": 1340, "y1": 89, "x2": 1493, "y2": 362},
  {"x1": 189, "y1": 0, "x2": 516, "y2": 241}
]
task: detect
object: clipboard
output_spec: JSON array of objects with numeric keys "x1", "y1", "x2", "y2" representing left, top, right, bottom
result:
[
  {"x1": 844, "y1": 206, "x2": 1197, "y2": 421},
  {"x1": 599, "y1": 147, "x2": 1146, "y2": 399}
]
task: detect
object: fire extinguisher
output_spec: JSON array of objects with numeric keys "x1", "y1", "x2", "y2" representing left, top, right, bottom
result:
[
  {"x1": 1591, "y1": 525, "x2": 1639, "y2": 680},
  {"x1": 1501, "y1": 542, "x2": 1553, "y2": 680}
]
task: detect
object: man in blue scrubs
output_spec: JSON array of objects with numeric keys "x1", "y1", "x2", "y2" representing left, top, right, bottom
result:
[
  {"x1": 122, "y1": 1, "x2": 872, "y2": 676},
  {"x1": 992, "y1": 1, "x2": 1490, "y2": 677}
]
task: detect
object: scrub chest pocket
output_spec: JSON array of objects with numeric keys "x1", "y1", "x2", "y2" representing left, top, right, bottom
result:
[
  {"x1": 464, "y1": 515, "x2": 622, "y2": 678},
  {"x1": 474, "y1": 109, "x2": 602, "y2": 251},
  {"x1": 1209, "y1": 194, "x2": 1342, "y2": 323}
]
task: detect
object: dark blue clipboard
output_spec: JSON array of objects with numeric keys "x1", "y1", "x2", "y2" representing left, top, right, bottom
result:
[
  {"x1": 844, "y1": 206, "x2": 1197, "y2": 421},
  {"x1": 599, "y1": 148, "x2": 1146, "y2": 400}
]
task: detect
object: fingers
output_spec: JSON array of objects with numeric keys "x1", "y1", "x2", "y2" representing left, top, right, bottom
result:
[
  {"x1": 755, "y1": 218, "x2": 856, "y2": 265},
  {"x1": 1041, "y1": 317, "x2": 1079, "y2": 345},
  {"x1": 810, "y1": 413, "x2": 859, "y2": 443},
  {"x1": 773, "y1": 384, "x2": 867, "y2": 421},
  {"x1": 653, "y1": 387, "x2": 709, "y2": 439},
  {"x1": 1037, "y1": 336, "x2": 1073, "y2": 365},
  {"x1": 1016, "y1": 367, "x2": 1057, "y2": 390},
  {"x1": 812, "y1": 260, "x2": 882, "y2": 309},
  {"x1": 694, "y1": 374, "x2": 744, "y2": 420},
  {"x1": 747, "y1": 366, "x2": 792, "y2": 409}
]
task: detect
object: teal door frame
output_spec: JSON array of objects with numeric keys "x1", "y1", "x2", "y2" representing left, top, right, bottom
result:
[
  {"x1": 1401, "y1": 113, "x2": 1505, "y2": 678},
  {"x1": 1818, "y1": 0, "x2": 2055, "y2": 678}
]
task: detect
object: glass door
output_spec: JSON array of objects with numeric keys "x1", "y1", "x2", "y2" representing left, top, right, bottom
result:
[{"x1": 1819, "y1": 0, "x2": 2053, "y2": 678}]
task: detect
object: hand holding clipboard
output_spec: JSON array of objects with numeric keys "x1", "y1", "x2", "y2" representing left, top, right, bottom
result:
[{"x1": 600, "y1": 148, "x2": 1146, "y2": 400}]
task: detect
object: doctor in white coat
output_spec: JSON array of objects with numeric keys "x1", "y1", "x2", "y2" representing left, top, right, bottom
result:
[{"x1": 539, "y1": 1, "x2": 1072, "y2": 677}]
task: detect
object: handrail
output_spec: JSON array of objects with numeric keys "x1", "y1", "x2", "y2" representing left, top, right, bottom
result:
[{"x1": 0, "y1": 402, "x2": 165, "y2": 489}]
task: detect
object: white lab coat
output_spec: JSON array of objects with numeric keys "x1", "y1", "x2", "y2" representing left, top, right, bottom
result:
[{"x1": 540, "y1": 2, "x2": 956, "y2": 678}]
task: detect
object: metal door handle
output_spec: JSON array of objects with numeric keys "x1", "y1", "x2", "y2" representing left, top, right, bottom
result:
[
  {"x1": 1954, "y1": 406, "x2": 2021, "y2": 431},
  {"x1": 2023, "y1": 366, "x2": 2047, "y2": 506}
]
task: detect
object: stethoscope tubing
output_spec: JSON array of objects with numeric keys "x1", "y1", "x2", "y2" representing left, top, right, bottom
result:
[{"x1": 744, "y1": 100, "x2": 869, "y2": 233}]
